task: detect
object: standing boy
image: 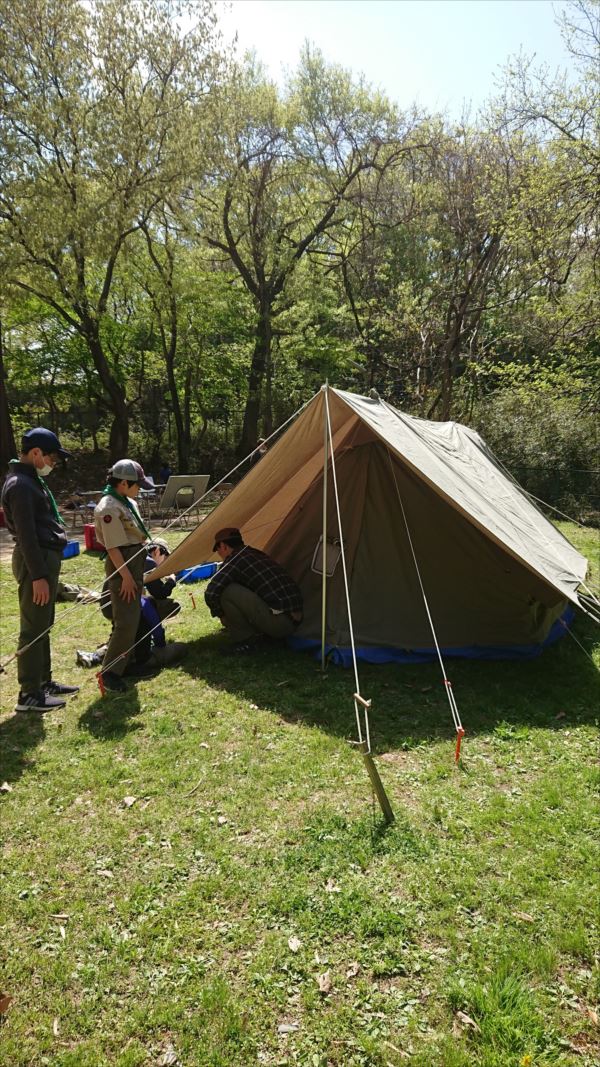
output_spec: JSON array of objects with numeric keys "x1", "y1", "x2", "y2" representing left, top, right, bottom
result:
[
  {"x1": 94, "y1": 459, "x2": 155, "y2": 692},
  {"x1": 2, "y1": 427, "x2": 79, "y2": 713}
]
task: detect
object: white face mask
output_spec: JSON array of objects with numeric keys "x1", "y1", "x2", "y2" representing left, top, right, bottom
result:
[{"x1": 37, "y1": 460, "x2": 54, "y2": 477}]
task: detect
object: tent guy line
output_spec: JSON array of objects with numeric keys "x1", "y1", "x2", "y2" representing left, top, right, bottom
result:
[{"x1": 386, "y1": 444, "x2": 465, "y2": 749}]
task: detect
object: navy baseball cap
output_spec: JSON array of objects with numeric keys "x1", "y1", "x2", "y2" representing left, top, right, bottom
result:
[{"x1": 21, "y1": 427, "x2": 71, "y2": 459}]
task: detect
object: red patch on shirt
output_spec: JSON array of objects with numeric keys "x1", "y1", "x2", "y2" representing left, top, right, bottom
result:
[{"x1": 103, "y1": 514, "x2": 112, "y2": 523}]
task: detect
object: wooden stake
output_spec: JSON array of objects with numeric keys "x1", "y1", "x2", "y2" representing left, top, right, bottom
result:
[{"x1": 357, "y1": 741, "x2": 395, "y2": 824}]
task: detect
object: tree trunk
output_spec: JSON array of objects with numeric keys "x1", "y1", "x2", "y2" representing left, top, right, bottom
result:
[
  {"x1": 85, "y1": 325, "x2": 129, "y2": 459},
  {"x1": 238, "y1": 302, "x2": 271, "y2": 459},
  {"x1": 264, "y1": 336, "x2": 274, "y2": 437},
  {"x1": 166, "y1": 361, "x2": 188, "y2": 472},
  {"x1": 0, "y1": 319, "x2": 17, "y2": 467},
  {"x1": 183, "y1": 361, "x2": 194, "y2": 469}
]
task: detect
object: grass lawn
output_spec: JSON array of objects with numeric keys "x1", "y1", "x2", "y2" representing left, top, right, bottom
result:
[{"x1": 0, "y1": 521, "x2": 598, "y2": 1067}]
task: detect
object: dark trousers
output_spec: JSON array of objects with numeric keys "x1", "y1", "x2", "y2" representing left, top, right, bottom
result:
[
  {"x1": 135, "y1": 597, "x2": 181, "y2": 662},
  {"x1": 220, "y1": 583, "x2": 296, "y2": 643},
  {"x1": 12, "y1": 545, "x2": 62, "y2": 694}
]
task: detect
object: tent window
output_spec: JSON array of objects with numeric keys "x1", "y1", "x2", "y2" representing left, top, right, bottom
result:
[{"x1": 311, "y1": 535, "x2": 343, "y2": 577}]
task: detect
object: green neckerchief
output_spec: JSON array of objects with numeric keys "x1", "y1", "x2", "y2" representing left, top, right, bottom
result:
[
  {"x1": 9, "y1": 459, "x2": 66, "y2": 527},
  {"x1": 102, "y1": 484, "x2": 151, "y2": 540}
]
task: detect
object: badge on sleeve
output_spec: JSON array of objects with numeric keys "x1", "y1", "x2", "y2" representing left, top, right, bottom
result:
[{"x1": 103, "y1": 515, "x2": 112, "y2": 523}]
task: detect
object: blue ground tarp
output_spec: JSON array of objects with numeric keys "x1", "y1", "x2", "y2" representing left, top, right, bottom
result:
[{"x1": 288, "y1": 606, "x2": 574, "y2": 667}]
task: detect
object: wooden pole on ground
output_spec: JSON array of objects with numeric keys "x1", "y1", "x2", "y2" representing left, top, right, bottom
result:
[{"x1": 358, "y1": 742, "x2": 395, "y2": 824}]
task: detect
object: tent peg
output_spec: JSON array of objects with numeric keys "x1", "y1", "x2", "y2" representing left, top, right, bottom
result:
[{"x1": 454, "y1": 726, "x2": 465, "y2": 763}]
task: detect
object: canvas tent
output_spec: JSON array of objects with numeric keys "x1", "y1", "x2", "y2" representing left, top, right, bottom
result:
[{"x1": 151, "y1": 387, "x2": 590, "y2": 662}]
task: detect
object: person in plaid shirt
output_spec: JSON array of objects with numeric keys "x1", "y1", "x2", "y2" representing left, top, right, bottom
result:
[{"x1": 205, "y1": 527, "x2": 303, "y2": 653}]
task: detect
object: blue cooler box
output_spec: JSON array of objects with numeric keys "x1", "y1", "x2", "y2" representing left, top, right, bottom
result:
[
  {"x1": 62, "y1": 540, "x2": 80, "y2": 559},
  {"x1": 177, "y1": 563, "x2": 218, "y2": 583}
]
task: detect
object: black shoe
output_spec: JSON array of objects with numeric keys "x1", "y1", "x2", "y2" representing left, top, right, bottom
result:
[
  {"x1": 123, "y1": 660, "x2": 161, "y2": 679},
  {"x1": 100, "y1": 671, "x2": 128, "y2": 693},
  {"x1": 15, "y1": 690, "x2": 67, "y2": 714},
  {"x1": 43, "y1": 680, "x2": 80, "y2": 696},
  {"x1": 220, "y1": 636, "x2": 266, "y2": 657}
]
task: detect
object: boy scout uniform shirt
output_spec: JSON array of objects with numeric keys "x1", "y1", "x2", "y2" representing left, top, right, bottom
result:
[{"x1": 94, "y1": 494, "x2": 147, "y2": 550}]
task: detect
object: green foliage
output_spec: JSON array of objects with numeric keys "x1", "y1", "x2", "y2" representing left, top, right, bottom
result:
[{"x1": 0, "y1": 0, "x2": 597, "y2": 496}]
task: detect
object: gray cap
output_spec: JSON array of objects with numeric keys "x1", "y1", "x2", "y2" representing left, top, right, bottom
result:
[
  {"x1": 148, "y1": 537, "x2": 169, "y2": 555},
  {"x1": 109, "y1": 459, "x2": 153, "y2": 490}
]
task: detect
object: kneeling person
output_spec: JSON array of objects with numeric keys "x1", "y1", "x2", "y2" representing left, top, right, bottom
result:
[
  {"x1": 138, "y1": 539, "x2": 186, "y2": 667},
  {"x1": 205, "y1": 527, "x2": 302, "y2": 653}
]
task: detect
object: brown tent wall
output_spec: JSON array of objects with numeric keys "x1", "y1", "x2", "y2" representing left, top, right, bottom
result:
[{"x1": 270, "y1": 439, "x2": 566, "y2": 650}]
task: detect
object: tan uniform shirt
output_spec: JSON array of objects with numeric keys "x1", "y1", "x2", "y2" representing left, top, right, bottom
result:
[{"x1": 94, "y1": 494, "x2": 147, "y2": 550}]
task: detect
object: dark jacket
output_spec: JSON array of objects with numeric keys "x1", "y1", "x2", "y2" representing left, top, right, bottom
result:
[
  {"x1": 1, "y1": 462, "x2": 67, "y2": 579},
  {"x1": 144, "y1": 555, "x2": 177, "y2": 599}
]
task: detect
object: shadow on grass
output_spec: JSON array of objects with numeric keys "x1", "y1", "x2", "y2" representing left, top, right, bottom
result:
[
  {"x1": 0, "y1": 710, "x2": 46, "y2": 787},
  {"x1": 78, "y1": 682, "x2": 143, "y2": 740},
  {"x1": 178, "y1": 617, "x2": 600, "y2": 752}
]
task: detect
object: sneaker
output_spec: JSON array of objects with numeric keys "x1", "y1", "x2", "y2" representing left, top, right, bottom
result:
[
  {"x1": 76, "y1": 649, "x2": 103, "y2": 669},
  {"x1": 100, "y1": 671, "x2": 128, "y2": 693},
  {"x1": 43, "y1": 680, "x2": 80, "y2": 696},
  {"x1": 149, "y1": 642, "x2": 187, "y2": 667},
  {"x1": 15, "y1": 690, "x2": 67, "y2": 713}
]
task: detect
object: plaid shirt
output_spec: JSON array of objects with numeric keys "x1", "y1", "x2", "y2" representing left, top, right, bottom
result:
[{"x1": 205, "y1": 546, "x2": 303, "y2": 618}]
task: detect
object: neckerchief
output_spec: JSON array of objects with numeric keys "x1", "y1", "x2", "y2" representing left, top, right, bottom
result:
[
  {"x1": 8, "y1": 459, "x2": 66, "y2": 527},
  {"x1": 101, "y1": 484, "x2": 151, "y2": 540}
]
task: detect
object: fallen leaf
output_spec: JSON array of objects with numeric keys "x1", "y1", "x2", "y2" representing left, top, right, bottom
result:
[
  {"x1": 217, "y1": 815, "x2": 228, "y2": 825},
  {"x1": 288, "y1": 936, "x2": 302, "y2": 953},
  {"x1": 513, "y1": 910, "x2": 534, "y2": 923},
  {"x1": 277, "y1": 1022, "x2": 299, "y2": 1034},
  {"x1": 325, "y1": 879, "x2": 340, "y2": 894},
  {"x1": 122, "y1": 796, "x2": 137, "y2": 808},
  {"x1": 53, "y1": 1017, "x2": 59, "y2": 1036},
  {"x1": 50, "y1": 914, "x2": 69, "y2": 920},
  {"x1": 587, "y1": 1007, "x2": 598, "y2": 1026},
  {"x1": 454, "y1": 1010, "x2": 481, "y2": 1033},
  {"x1": 0, "y1": 994, "x2": 12, "y2": 1014},
  {"x1": 559, "y1": 1038, "x2": 584, "y2": 1054},
  {"x1": 317, "y1": 971, "x2": 332, "y2": 994},
  {"x1": 346, "y1": 961, "x2": 361, "y2": 979},
  {"x1": 0, "y1": 782, "x2": 12, "y2": 793},
  {"x1": 554, "y1": 711, "x2": 567, "y2": 719},
  {"x1": 59, "y1": 926, "x2": 66, "y2": 940},
  {"x1": 97, "y1": 869, "x2": 114, "y2": 878},
  {"x1": 159, "y1": 1046, "x2": 179, "y2": 1066},
  {"x1": 199, "y1": 742, "x2": 210, "y2": 749}
]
